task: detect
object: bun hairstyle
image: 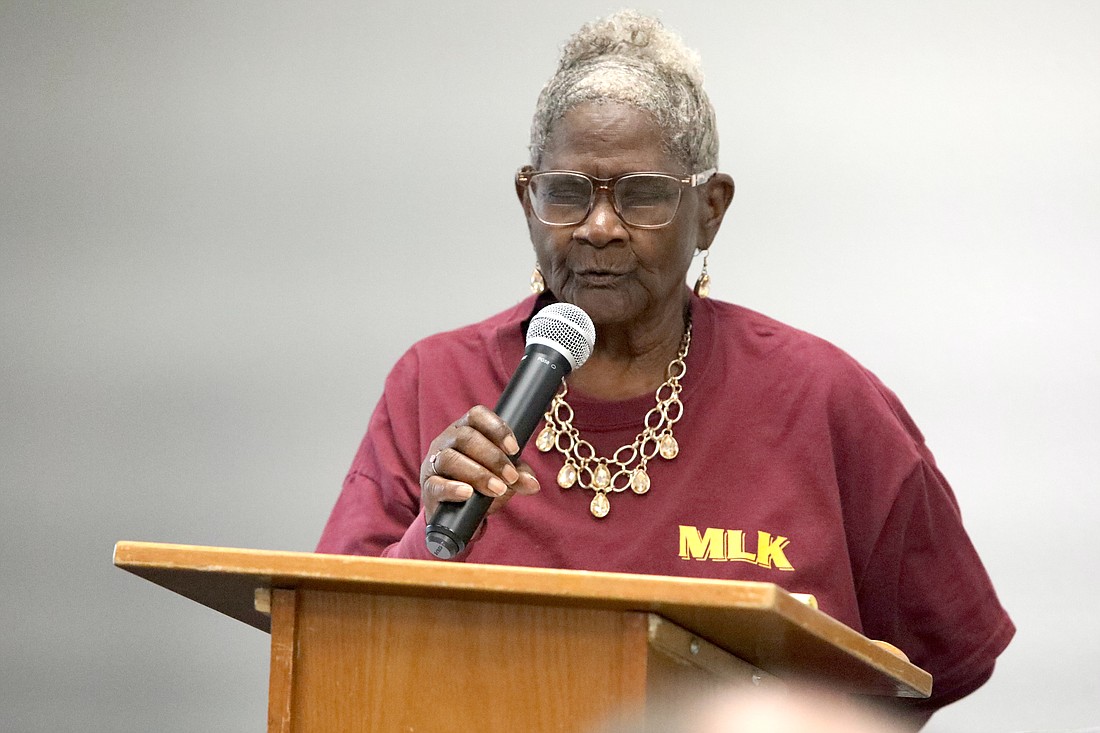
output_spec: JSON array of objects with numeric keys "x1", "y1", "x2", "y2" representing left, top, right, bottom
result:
[{"x1": 528, "y1": 10, "x2": 719, "y2": 172}]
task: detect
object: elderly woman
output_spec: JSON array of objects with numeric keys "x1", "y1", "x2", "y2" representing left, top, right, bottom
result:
[{"x1": 317, "y1": 10, "x2": 1012, "y2": 724}]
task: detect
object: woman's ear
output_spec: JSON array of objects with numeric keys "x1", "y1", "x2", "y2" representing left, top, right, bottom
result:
[
  {"x1": 699, "y1": 173, "x2": 734, "y2": 247},
  {"x1": 515, "y1": 166, "x2": 535, "y2": 211}
]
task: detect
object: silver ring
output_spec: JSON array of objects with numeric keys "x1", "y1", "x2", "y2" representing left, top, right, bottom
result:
[{"x1": 428, "y1": 450, "x2": 442, "y2": 475}]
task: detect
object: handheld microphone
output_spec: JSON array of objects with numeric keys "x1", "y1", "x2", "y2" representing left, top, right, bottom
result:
[{"x1": 425, "y1": 303, "x2": 596, "y2": 559}]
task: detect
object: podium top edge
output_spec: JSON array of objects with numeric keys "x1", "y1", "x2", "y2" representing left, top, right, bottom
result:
[{"x1": 114, "y1": 540, "x2": 783, "y2": 603}]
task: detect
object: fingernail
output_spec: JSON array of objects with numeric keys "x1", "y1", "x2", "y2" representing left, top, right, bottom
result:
[
  {"x1": 456, "y1": 484, "x2": 473, "y2": 500},
  {"x1": 503, "y1": 435, "x2": 520, "y2": 455},
  {"x1": 502, "y1": 464, "x2": 520, "y2": 484},
  {"x1": 488, "y1": 477, "x2": 508, "y2": 496}
]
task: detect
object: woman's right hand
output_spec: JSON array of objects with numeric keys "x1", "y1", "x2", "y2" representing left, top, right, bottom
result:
[{"x1": 419, "y1": 405, "x2": 541, "y2": 521}]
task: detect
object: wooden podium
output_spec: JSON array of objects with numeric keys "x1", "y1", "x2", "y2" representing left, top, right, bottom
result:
[{"x1": 114, "y1": 541, "x2": 930, "y2": 732}]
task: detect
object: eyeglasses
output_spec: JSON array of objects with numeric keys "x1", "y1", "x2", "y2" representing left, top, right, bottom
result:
[{"x1": 516, "y1": 168, "x2": 717, "y2": 229}]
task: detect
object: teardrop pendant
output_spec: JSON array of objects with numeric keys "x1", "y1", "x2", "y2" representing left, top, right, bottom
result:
[
  {"x1": 590, "y1": 492, "x2": 610, "y2": 518},
  {"x1": 530, "y1": 266, "x2": 546, "y2": 294},
  {"x1": 535, "y1": 424, "x2": 556, "y2": 452},
  {"x1": 659, "y1": 433, "x2": 679, "y2": 459},
  {"x1": 557, "y1": 462, "x2": 578, "y2": 488},
  {"x1": 693, "y1": 250, "x2": 711, "y2": 299},
  {"x1": 693, "y1": 271, "x2": 710, "y2": 298},
  {"x1": 593, "y1": 462, "x2": 611, "y2": 489},
  {"x1": 630, "y1": 468, "x2": 651, "y2": 494}
]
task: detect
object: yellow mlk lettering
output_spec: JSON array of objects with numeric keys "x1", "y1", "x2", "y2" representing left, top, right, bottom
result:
[
  {"x1": 724, "y1": 530, "x2": 757, "y2": 564},
  {"x1": 755, "y1": 531, "x2": 795, "y2": 571},
  {"x1": 678, "y1": 525, "x2": 727, "y2": 561}
]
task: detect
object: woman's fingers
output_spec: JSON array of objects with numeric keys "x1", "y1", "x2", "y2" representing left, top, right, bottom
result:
[
  {"x1": 420, "y1": 406, "x2": 530, "y2": 518},
  {"x1": 433, "y1": 442, "x2": 514, "y2": 498},
  {"x1": 511, "y1": 460, "x2": 541, "y2": 496},
  {"x1": 420, "y1": 474, "x2": 475, "y2": 518},
  {"x1": 461, "y1": 405, "x2": 521, "y2": 460},
  {"x1": 485, "y1": 463, "x2": 541, "y2": 516}
]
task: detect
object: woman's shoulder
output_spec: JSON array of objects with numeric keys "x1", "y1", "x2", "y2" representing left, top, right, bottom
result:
[
  {"x1": 388, "y1": 297, "x2": 535, "y2": 385},
  {"x1": 701, "y1": 298, "x2": 915, "y2": 428},
  {"x1": 702, "y1": 298, "x2": 861, "y2": 369}
]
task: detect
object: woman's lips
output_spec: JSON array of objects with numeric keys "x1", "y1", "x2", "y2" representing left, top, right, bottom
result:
[{"x1": 574, "y1": 269, "x2": 628, "y2": 286}]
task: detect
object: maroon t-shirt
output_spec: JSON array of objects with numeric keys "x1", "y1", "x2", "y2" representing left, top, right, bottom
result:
[{"x1": 318, "y1": 293, "x2": 1014, "y2": 712}]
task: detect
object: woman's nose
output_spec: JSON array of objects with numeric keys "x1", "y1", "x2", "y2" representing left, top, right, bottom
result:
[{"x1": 574, "y1": 192, "x2": 626, "y2": 246}]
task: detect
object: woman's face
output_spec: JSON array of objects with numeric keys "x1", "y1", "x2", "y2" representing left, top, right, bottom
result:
[{"x1": 520, "y1": 103, "x2": 712, "y2": 329}]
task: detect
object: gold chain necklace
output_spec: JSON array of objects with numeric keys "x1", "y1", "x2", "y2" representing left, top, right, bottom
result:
[{"x1": 535, "y1": 319, "x2": 692, "y2": 518}]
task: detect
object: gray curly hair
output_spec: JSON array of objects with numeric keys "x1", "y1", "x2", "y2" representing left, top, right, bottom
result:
[{"x1": 529, "y1": 10, "x2": 719, "y2": 172}]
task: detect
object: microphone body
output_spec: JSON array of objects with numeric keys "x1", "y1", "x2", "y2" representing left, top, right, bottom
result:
[
  {"x1": 425, "y1": 343, "x2": 570, "y2": 558},
  {"x1": 425, "y1": 303, "x2": 595, "y2": 559}
]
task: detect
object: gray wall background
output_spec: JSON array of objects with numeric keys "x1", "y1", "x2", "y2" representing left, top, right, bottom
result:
[{"x1": 2, "y1": 2, "x2": 1097, "y2": 731}]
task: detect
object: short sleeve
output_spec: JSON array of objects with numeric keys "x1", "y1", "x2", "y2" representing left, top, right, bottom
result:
[{"x1": 856, "y1": 458, "x2": 1015, "y2": 713}]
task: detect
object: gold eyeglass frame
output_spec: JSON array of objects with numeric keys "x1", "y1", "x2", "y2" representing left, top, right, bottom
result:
[{"x1": 516, "y1": 167, "x2": 717, "y2": 229}]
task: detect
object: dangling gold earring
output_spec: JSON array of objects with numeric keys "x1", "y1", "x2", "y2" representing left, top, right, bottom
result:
[
  {"x1": 530, "y1": 265, "x2": 546, "y2": 294},
  {"x1": 693, "y1": 250, "x2": 711, "y2": 298}
]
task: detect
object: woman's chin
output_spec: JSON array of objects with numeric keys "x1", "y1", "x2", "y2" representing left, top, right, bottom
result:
[{"x1": 561, "y1": 287, "x2": 641, "y2": 327}]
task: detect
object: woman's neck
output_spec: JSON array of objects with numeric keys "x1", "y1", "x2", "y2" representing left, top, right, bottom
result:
[{"x1": 566, "y1": 294, "x2": 690, "y2": 401}]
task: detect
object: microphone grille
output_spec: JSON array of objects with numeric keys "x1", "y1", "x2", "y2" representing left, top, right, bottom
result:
[{"x1": 526, "y1": 303, "x2": 596, "y2": 371}]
